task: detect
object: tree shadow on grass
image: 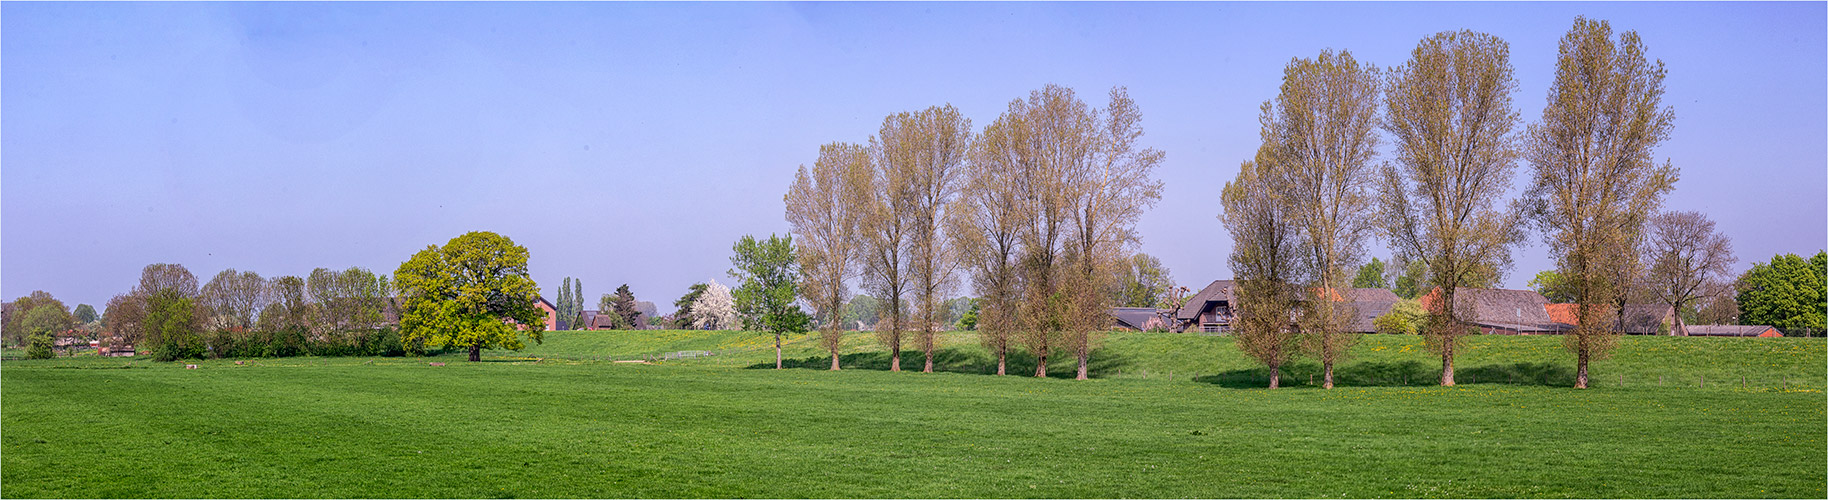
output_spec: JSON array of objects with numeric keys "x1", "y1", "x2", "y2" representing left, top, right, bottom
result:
[
  {"x1": 749, "y1": 348, "x2": 1130, "y2": 379},
  {"x1": 1196, "y1": 360, "x2": 1576, "y2": 389}
]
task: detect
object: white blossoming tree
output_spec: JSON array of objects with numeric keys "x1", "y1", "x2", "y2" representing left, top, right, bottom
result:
[{"x1": 691, "y1": 279, "x2": 739, "y2": 330}]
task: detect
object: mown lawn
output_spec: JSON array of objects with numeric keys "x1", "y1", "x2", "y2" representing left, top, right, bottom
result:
[{"x1": 2, "y1": 332, "x2": 1822, "y2": 498}]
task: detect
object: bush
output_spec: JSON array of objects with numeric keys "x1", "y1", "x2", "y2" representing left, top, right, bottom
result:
[
  {"x1": 1373, "y1": 299, "x2": 1426, "y2": 335},
  {"x1": 25, "y1": 332, "x2": 54, "y2": 359}
]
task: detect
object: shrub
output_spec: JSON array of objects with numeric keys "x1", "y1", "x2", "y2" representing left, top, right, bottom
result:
[{"x1": 25, "y1": 332, "x2": 54, "y2": 359}]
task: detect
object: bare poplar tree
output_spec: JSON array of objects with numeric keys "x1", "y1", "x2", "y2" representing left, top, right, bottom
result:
[
  {"x1": 1524, "y1": 17, "x2": 1680, "y2": 388},
  {"x1": 1380, "y1": 30, "x2": 1527, "y2": 386},
  {"x1": 1222, "y1": 155, "x2": 1305, "y2": 388},
  {"x1": 1062, "y1": 87, "x2": 1165, "y2": 380},
  {"x1": 952, "y1": 109, "x2": 1033, "y2": 376},
  {"x1": 1261, "y1": 50, "x2": 1382, "y2": 389},
  {"x1": 992, "y1": 86, "x2": 1085, "y2": 378},
  {"x1": 903, "y1": 105, "x2": 972, "y2": 373},
  {"x1": 864, "y1": 113, "x2": 920, "y2": 372},
  {"x1": 1644, "y1": 211, "x2": 1735, "y2": 336},
  {"x1": 786, "y1": 141, "x2": 872, "y2": 370}
]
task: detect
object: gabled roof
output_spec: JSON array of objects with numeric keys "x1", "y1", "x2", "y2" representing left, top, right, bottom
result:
[
  {"x1": 1111, "y1": 307, "x2": 1163, "y2": 330},
  {"x1": 1346, "y1": 288, "x2": 1400, "y2": 303},
  {"x1": 1420, "y1": 287, "x2": 1555, "y2": 327},
  {"x1": 1343, "y1": 300, "x2": 1398, "y2": 333},
  {"x1": 1175, "y1": 280, "x2": 1236, "y2": 321},
  {"x1": 1544, "y1": 303, "x2": 1673, "y2": 334}
]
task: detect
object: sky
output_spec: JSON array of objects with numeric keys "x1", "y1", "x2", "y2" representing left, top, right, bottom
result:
[{"x1": 4, "y1": 2, "x2": 1825, "y2": 314}]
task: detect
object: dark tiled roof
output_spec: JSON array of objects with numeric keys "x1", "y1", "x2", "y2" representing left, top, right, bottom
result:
[
  {"x1": 1620, "y1": 304, "x2": 1674, "y2": 334},
  {"x1": 1424, "y1": 287, "x2": 1554, "y2": 326},
  {"x1": 1346, "y1": 288, "x2": 1400, "y2": 303},
  {"x1": 1111, "y1": 307, "x2": 1162, "y2": 330},
  {"x1": 1343, "y1": 300, "x2": 1397, "y2": 333},
  {"x1": 1176, "y1": 280, "x2": 1236, "y2": 321}
]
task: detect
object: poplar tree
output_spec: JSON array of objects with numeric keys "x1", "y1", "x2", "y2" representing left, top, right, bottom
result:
[
  {"x1": 1381, "y1": 30, "x2": 1527, "y2": 386},
  {"x1": 786, "y1": 142, "x2": 871, "y2": 370},
  {"x1": 1524, "y1": 17, "x2": 1679, "y2": 388}
]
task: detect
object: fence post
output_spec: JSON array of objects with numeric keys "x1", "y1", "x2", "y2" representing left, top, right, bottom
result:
[
  {"x1": 1619, "y1": 374, "x2": 1624, "y2": 387},
  {"x1": 1659, "y1": 375, "x2": 1663, "y2": 386},
  {"x1": 1700, "y1": 374, "x2": 1704, "y2": 388}
]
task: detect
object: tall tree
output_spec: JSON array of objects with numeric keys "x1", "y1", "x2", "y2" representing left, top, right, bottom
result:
[
  {"x1": 1643, "y1": 211, "x2": 1735, "y2": 336},
  {"x1": 990, "y1": 85, "x2": 1082, "y2": 378},
  {"x1": 1352, "y1": 258, "x2": 1388, "y2": 289},
  {"x1": 1262, "y1": 50, "x2": 1382, "y2": 389},
  {"x1": 1222, "y1": 157, "x2": 1305, "y2": 388},
  {"x1": 863, "y1": 112, "x2": 919, "y2": 372},
  {"x1": 787, "y1": 141, "x2": 872, "y2": 370},
  {"x1": 1523, "y1": 17, "x2": 1679, "y2": 388},
  {"x1": 1380, "y1": 30, "x2": 1528, "y2": 386},
  {"x1": 1735, "y1": 252, "x2": 1827, "y2": 332},
  {"x1": 902, "y1": 105, "x2": 972, "y2": 374},
  {"x1": 729, "y1": 234, "x2": 810, "y2": 369},
  {"x1": 557, "y1": 277, "x2": 574, "y2": 330},
  {"x1": 394, "y1": 232, "x2": 545, "y2": 362},
  {"x1": 955, "y1": 100, "x2": 1036, "y2": 376},
  {"x1": 1392, "y1": 258, "x2": 1427, "y2": 300},
  {"x1": 102, "y1": 293, "x2": 147, "y2": 350},
  {"x1": 3, "y1": 291, "x2": 67, "y2": 346},
  {"x1": 1061, "y1": 87, "x2": 1166, "y2": 380},
  {"x1": 571, "y1": 279, "x2": 584, "y2": 330}
]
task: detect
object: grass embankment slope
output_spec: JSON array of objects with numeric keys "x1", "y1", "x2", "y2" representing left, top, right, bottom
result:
[{"x1": 3, "y1": 331, "x2": 1822, "y2": 498}]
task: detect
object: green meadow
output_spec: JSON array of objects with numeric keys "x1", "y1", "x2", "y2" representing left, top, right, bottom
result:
[{"x1": 3, "y1": 331, "x2": 1823, "y2": 498}]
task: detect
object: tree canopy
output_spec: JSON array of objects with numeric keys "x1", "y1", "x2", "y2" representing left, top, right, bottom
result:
[
  {"x1": 729, "y1": 234, "x2": 810, "y2": 369},
  {"x1": 1736, "y1": 251, "x2": 1826, "y2": 332},
  {"x1": 394, "y1": 231, "x2": 544, "y2": 362}
]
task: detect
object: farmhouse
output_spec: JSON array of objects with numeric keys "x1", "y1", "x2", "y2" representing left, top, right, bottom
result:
[
  {"x1": 1111, "y1": 307, "x2": 1172, "y2": 331},
  {"x1": 1170, "y1": 280, "x2": 1399, "y2": 333}
]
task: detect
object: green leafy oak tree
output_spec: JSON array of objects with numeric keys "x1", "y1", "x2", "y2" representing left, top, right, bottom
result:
[{"x1": 395, "y1": 231, "x2": 544, "y2": 362}]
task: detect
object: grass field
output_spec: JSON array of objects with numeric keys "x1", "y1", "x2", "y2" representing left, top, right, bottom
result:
[{"x1": 3, "y1": 331, "x2": 1823, "y2": 498}]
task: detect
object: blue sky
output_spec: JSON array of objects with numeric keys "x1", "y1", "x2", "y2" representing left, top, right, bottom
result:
[{"x1": 5, "y1": 2, "x2": 1824, "y2": 313}]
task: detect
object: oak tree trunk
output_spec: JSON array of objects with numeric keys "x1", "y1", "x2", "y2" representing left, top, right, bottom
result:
[
  {"x1": 1322, "y1": 362, "x2": 1334, "y2": 389},
  {"x1": 1075, "y1": 348, "x2": 1088, "y2": 380},
  {"x1": 1035, "y1": 353, "x2": 1048, "y2": 378},
  {"x1": 996, "y1": 349, "x2": 1006, "y2": 375},
  {"x1": 468, "y1": 344, "x2": 481, "y2": 362},
  {"x1": 891, "y1": 345, "x2": 901, "y2": 372},
  {"x1": 775, "y1": 332, "x2": 782, "y2": 370},
  {"x1": 1268, "y1": 364, "x2": 1280, "y2": 389}
]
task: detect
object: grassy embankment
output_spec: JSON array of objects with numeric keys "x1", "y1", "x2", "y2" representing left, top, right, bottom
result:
[{"x1": 2, "y1": 331, "x2": 1822, "y2": 498}]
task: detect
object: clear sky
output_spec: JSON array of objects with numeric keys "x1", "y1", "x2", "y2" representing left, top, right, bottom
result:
[{"x1": 5, "y1": 2, "x2": 1824, "y2": 314}]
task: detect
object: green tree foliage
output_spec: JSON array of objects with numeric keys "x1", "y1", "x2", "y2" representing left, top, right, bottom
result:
[
  {"x1": 4, "y1": 291, "x2": 68, "y2": 347},
  {"x1": 73, "y1": 304, "x2": 99, "y2": 325},
  {"x1": 674, "y1": 283, "x2": 708, "y2": 329},
  {"x1": 1353, "y1": 258, "x2": 1388, "y2": 289},
  {"x1": 729, "y1": 234, "x2": 810, "y2": 369},
  {"x1": 1527, "y1": 270, "x2": 1575, "y2": 303},
  {"x1": 1392, "y1": 259, "x2": 1427, "y2": 300},
  {"x1": 1113, "y1": 253, "x2": 1175, "y2": 308},
  {"x1": 557, "y1": 277, "x2": 574, "y2": 330},
  {"x1": 1736, "y1": 251, "x2": 1827, "y2": 331},
  {"x1": 956, "y1": 299, "x2": 980, "y2": 331},
  {"x1": 1372, "y1": 299, "x2": 1426, "y2": 335},
  {"x1": 841, "y1": 295, "x2": 880, "y2": 329},
  {"x1": 612, "y1": 284, "x2": 640, "y2": 329},
  {"x1": 21, "y1": 304, "x2": 72, "y2": 359},
  {"x1": 145, "y1": 290, "x2": 203, "y2": 361},
  {"x1": 394, "y1": 231, "x2": 544, "y2": 362}
]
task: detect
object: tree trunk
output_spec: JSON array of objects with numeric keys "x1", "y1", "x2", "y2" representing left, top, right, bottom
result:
[
  {"x1": 996, "y1": 348, "x2": 1006, "y2": 376},
  {"x1": 468, "y1": 344, "x2": 481, "y2": 362},
  {"x1": 1322, "y1": 361, "x2": 1334, "y2": 389},
  {"x1": 1674, "y1": 312, "x2": 1688, "y2": 337},
  {"x1": 774, "y1": 332, "x2": 782, "y2": 370},
  {"x1": 1035, "y1": 353, "x2": 1048, "y2": 378},
  {"x1": 1575, "y1": 348, "x2": 1590, "y2": 389},
  {"x1": 1268, "y1": 364, "x2": 1280, "y2": 389},
  {"x1": 891, "y1": 344, "x2": 901, "y2": 372},
  {"x1": 1441, "y1": 341, "x2": 1456, "y2": 386},
  {"x1": 1075, "y1": 345, "x2": 1088, "y2": 380},
  {"x1": 923, "y1": 348, "x2": 934, "y2": 373},
  {"x1": 830, "y1": 350, "x2": 840, "y2": 371}
]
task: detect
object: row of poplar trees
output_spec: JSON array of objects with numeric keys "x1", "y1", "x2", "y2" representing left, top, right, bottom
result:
[
  {"x1": 786, "y1": 84, "x2": 1165, "y2": 380},
  {"x1": 1224, "y1": 18, "x2": 1680, "y2": 389}
]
